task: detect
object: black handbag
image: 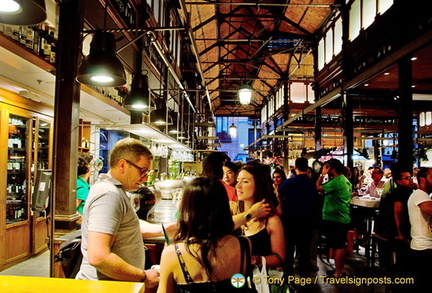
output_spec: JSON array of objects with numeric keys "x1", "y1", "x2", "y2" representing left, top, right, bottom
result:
[{"x1": 54, "y1": 235, "x2": 83, "y2": 278}]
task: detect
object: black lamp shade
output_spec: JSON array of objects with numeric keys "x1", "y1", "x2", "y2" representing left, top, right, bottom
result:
[
  {"x1": 151, "y1": 109, "x2": 173, "y2": 125},
  {"x1": 76, "y1": 31, "x2": 126, "y2": 87},
  {"x1": 0, "y1": 0, "x2": 47, "y2": 25},
  {"x1": 123, "y1": 73, "x2": 150, "y2": 110},
  {"x1": 150, "y1": 98, "x2": 173, "y2": 125},
  {"x1": 168, "y1": 125, "x2": 178, "y2": 133}
]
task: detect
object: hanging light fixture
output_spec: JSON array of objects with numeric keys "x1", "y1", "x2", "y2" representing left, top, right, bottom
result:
[
  {"x1": 150, "y1": 98, "x2": 173, "y2": 126},
  {"x1": 229, "y1": 123, "x2": 237, "y2": 139},
  {"x1": 0, "y1": 0, "x2": 47, "y2": 25},
  {"x1": 238, "y1": 85, "x2": 253, "y2": 105},
  {"x1": 167, "y1": 112, "x2": 182, "y2": 134},
  {"x1": 76, "y1": 30, "x2": 127, "y2": 87},
  {"x1": 122, "y1": 72, "x2": 150, "y2": 110}
]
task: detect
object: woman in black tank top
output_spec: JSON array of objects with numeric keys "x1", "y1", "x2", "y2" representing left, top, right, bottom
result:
[
  {"x1": 234, "y1": 163, "x2": 286, "y2": 268},
  {"x1": 157, "y1": 176, "x2": 253, "y2": 293}
]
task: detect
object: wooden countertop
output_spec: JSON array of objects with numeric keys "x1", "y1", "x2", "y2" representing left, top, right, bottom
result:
[{"x1": 0, "y1": 276, "x2": 144, "y2": 293}]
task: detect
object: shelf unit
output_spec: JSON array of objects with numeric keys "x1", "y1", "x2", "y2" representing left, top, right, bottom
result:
[{"x1": 0, "y1": 29, "x2": 55, "y2": 270}]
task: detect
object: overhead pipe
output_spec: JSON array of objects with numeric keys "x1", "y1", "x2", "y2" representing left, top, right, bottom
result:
[
  {"x1": 147, "y1": 31, "x2": 196, "y2": 112},
  {"x1": 178, "y1": 0, "x2": 214, "y2": 122}
]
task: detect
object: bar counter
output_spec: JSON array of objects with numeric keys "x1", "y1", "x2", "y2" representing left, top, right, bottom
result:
[{"x1": 0, "y1": 275, "x2": 144, "y2": 293}]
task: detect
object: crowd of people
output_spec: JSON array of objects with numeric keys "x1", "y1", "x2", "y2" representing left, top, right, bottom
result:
[{"x1": 73, "y1": 138, "x2": 432, "y2": 292}]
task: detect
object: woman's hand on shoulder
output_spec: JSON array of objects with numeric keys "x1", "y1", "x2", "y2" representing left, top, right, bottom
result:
[{"x1": 250, "y1": 199, "x2": 271, "y2": 219}]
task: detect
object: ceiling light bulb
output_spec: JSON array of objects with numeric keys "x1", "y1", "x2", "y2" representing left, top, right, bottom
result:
[
  {"x1": 90, "y1": 75, "x2": 114, "y2": 83},
  {"x1": 132, "y1": 104, "x2": 147, "y2": 109},
  {"x1": 229, "y1": 123, "x2": 237, "y2": 138},
  {"x1": 0, "y1": 0, "x2": 21, "y2": 13}
]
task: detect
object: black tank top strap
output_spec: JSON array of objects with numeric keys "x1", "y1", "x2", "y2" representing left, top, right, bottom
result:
[{"x1": 175, "y1": 244, "x2": 194, "y2": 283}]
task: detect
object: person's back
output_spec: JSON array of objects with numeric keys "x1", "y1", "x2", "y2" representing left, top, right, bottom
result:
[
  {"x1": 321, "y1": 174, "x2": 352, "y2": 224},
  {"x1": 162, "y1": 236, "x2": 249, "y2": 292},
  {"x1": 158, "y1": 177, "x2": 252, "y2": 293},
  {"x1": 280, "y1": 173, "x2": 317, "y2": 219}
]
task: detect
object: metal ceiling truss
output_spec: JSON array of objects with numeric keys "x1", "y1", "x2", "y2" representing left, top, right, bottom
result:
[{"x1": 185, "y1": 0, "x2": 336, "y2": 117}]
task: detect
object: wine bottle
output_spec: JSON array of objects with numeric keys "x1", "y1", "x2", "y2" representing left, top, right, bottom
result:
[
  {"x1": 42, "y1": 25, "x2": 51, "y2": 61},
  {"x1": 38, "y1": 25, "x2": 48, "y2": 58},
  {"x1": 33, "y1": 25, "x2": 41, "y2": 54},
  {"x1": 49, "y1": 31, "x2": 56, "y2": 64}
]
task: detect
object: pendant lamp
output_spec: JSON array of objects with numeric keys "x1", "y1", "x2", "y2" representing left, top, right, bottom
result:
[
  {"x1": 238, "y1": 85, "x2": 253, "y2": 105},
  {"x1": 168, "y1": 113, "x2": 184, "y2": 135},
  {"x1": 150, "y1": 98, "x2": 173, "y2": 126},
  {"x1": 76, "y1": 30, "x2": 127, "y2": 87},
  {"x1": 0, "y1": 0, "x2": 47, "y2": 25},
  {"x1": 123, "y1": 73, "x2": 150, "y2": 110},
  {"x1": 229, "y1": 123, "x2": 237, "y2": 139}
]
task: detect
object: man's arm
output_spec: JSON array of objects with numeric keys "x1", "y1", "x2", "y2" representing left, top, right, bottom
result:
[
  {"x1": 87, "y1": 231, "x2": 159, "y2": 286},
  {"x1": 139, "y1": 220, "x2": 176, "y2": 239},
  {"x1": 418, "y1": 201, "x2": 432, "y2": 217},
  {"x1": 394, "y1": 202, "x2": 405, "y2": 240},
  {"x1": 316, "y1": 164, "x2": 330, "y2": 193}
]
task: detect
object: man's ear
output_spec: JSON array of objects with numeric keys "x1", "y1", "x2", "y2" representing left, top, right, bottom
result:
[{"x1": 117, "y1": 159, "x2": 127, "y2": 174}]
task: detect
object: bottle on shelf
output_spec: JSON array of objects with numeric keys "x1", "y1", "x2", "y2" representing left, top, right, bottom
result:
[
  {"x1": 25, "y1": 26, "x2": 34, "y2": 50},
  {"x1": 49, "y1": 31, "x2": 56, "y2": 64},
  {"x1": 33, "y1": 25, "x2": 41, "y2": 54},
  {"x1": 19, "y1": 26, "x2": 27, "y2": 46},
  {"x1": 42, "y1": 25, "x2": 51, "y2": 61},
  {"x1": 11, "y1": 25, "x2": 20, "y2": 41},
  {"x1": 4, "y1": 25, "x2": 13, "y2": 37}
]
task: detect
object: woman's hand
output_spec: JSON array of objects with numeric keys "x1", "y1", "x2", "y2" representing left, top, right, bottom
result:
[{"x1": 249, "y1": 199, "x2": 271, "y2": 219}]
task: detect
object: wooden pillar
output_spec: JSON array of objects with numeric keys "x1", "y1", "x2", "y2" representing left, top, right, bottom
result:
[
  {"x1": 52, "y1": 0, "x2": 84, "y2": 232},
  {"x1": 398, "y1": 56, "x2": 413, "y2": 170}
]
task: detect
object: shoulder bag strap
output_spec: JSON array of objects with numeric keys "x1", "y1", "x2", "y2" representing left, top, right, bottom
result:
[
  {"x1": 271, "y1": 253, "x2": 288, "y2": 275},
  {"x1": 238, "y1": 236, "x2": 254, "y2": 277},
  {"x1": 174, "y1": 244, "x2": 194, "y2": 284}
]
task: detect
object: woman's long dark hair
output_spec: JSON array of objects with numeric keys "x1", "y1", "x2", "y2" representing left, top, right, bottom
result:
[{"x1": 174, "y1": 176, "x2": 234, "y2": 278}]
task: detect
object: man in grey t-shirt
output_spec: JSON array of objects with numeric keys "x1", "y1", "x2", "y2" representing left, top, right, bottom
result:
[{"x1": 76, "y1": 138, "x2": 159, "y2": 287}]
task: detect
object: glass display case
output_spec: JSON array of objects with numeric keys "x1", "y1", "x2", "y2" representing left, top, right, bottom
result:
[{"x1": 6, "y1": 114, "x2": 30, "y2": 224}]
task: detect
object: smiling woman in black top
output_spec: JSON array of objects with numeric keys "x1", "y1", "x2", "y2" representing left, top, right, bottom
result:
[{"x1": 232, "y1": 163, "x2": 285, "y2": 268}]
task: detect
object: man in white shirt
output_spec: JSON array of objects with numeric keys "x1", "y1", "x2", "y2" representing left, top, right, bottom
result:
[
  {"x1": 359, "y1": 167, "x2": 385, "y2": 198},
  {"x1": 407, "y1": 167, "x2": 432, "y2": 291}
]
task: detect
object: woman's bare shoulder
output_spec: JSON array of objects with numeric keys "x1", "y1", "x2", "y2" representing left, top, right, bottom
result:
[{"x1": 267, "y1": 215, "x2": 283, "y2": 230}]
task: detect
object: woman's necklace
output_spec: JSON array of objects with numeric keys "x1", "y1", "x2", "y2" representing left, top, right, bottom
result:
[{"x1": 244, "y1": 217, "x2": 259, "y2": 231}]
